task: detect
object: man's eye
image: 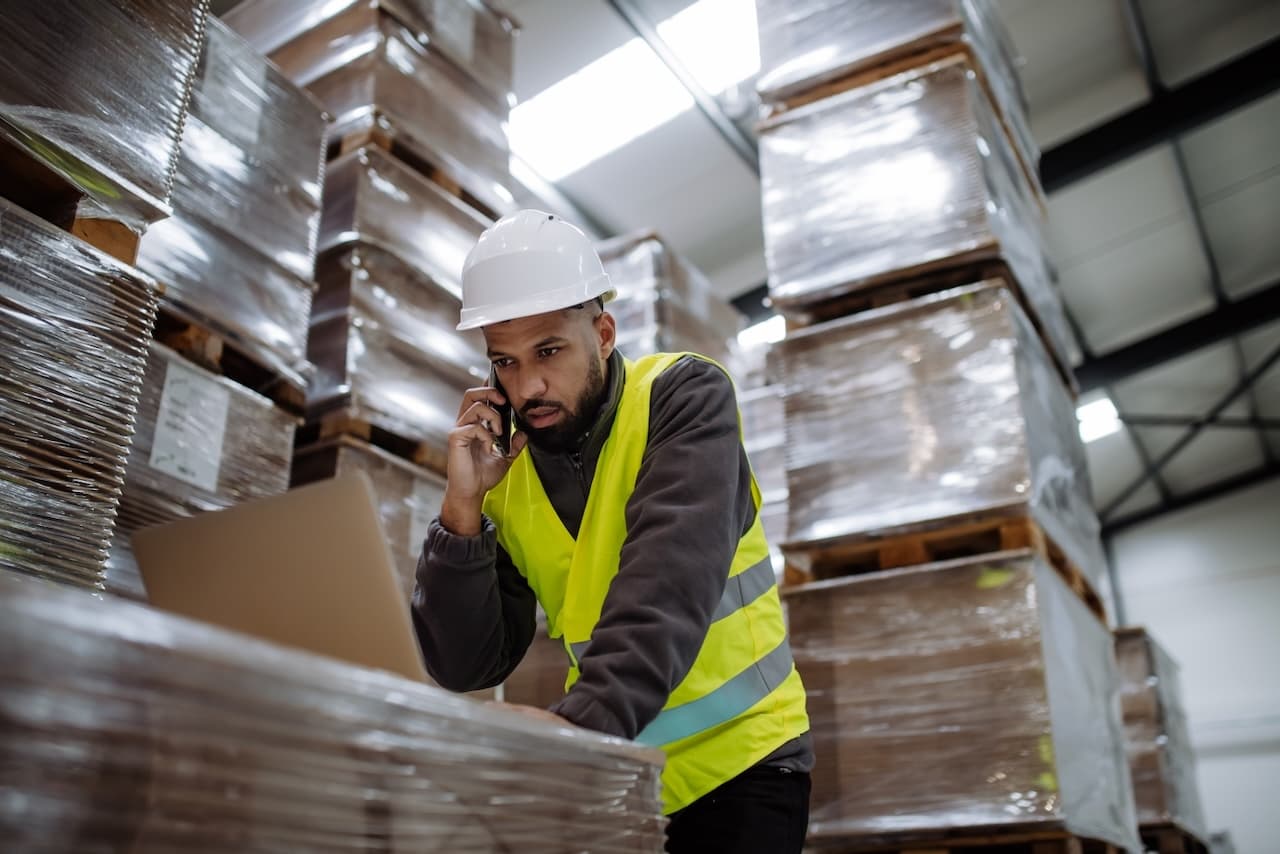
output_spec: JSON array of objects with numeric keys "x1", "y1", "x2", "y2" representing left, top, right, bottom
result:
[
  {"x1": 492, "y1": 358, "x2": 513, "y2": 369},
  {"x1": 538, "y1": 348, "x2": 560, "y2": 359}
]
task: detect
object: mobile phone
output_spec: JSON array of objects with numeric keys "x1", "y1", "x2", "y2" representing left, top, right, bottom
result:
[{"x1": 488, "y1": 365, "x2": 514, "y2": 457}]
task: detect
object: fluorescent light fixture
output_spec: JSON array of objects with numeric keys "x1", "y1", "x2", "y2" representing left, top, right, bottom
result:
[
  {"x1": 737, "y1": 314, "x2": 786, "y2": 349},
  {"x1": 510, "y1": 0, "x2": 762, "y2": 181},
  {"x1": 656, "y1": 0, "x2": 760, "y2": 95},
  {"x1": 1077, "y1": 396, "x2": 1121, "y2": 443}
]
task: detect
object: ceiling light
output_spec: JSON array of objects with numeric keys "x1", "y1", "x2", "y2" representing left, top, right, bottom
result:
[
  {"x1": 1077, "y1": 395, "x2": 1121, "y2": 443},
  {"x1": 737, "y1": 314, "x2": 786, "y2": 349},
  {"x1": 656, "y1": 0, "x2": 760, "y2": 94}
]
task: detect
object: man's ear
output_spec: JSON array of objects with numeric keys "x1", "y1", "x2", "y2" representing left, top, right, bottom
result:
[{"x1": 596, "y1": 310, "x2": 616, "y2": 359}]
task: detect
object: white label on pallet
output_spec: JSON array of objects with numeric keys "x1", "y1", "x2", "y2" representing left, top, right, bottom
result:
[
  {"x1": 149, "y1": 358, "x2": 230, "y2": 492},
  {"x1": 434, "y1": 0, "x2": 476, "y2": 65},
  {"x1": 408, "y1": 477, "x2": 445, "y2": 557}
]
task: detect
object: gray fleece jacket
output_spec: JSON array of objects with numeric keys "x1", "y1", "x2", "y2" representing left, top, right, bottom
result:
[{"x1": 410, "y1": 349, "x2": 813, "y2": 772}]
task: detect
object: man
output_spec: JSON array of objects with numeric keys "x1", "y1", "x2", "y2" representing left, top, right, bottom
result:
[{"x1": 411, "y1": 210, "x2": 812, "y2": 852}]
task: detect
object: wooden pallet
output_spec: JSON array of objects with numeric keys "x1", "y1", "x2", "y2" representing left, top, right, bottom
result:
[
  {"x1": 295, "y1": 408, "x2": 449, "y2": 477},
  {"x1": 1, "y1": 134, "x2": 141, "y2": 264},
  {"x1": 783, "y1": 512, "x2": 1107, "y2": 623},
  {"x1": 1140, "y1": 824, "x2": 1210, "y2": 854},
  {"x1": 153, "y1": 305, "x2": 307, "y2": 415},
  {"x1": 810, "y1": 827, "x2": 1123, "y2": 854},
  {"x1": 332, "y1": 124, "x2": 502, "y2": 223}
]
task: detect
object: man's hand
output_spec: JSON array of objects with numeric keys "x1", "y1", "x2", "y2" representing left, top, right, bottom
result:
[
  {"x1": 486, "y1": 701, "x2": 571, "y2": 728},
  {"x1": 440, "y1": 387, "x2": 527, "y2": 536}
]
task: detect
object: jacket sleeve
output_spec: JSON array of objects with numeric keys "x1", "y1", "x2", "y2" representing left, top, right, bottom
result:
[
  {"x1": 549, "y1": 357, "x2": 757, "y2": 738},
  {"x1": 410, "y1": 516, "x2": 537, "y2": 691}
]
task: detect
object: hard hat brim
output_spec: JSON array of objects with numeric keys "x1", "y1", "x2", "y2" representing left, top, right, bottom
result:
[{"x1": 456, "y1": 279, "x2": 615, "y2": 331}]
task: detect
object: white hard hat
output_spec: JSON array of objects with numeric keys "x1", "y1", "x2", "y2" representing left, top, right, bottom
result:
[{"x1": 457, "y1": 209, "x2": 615, "y2": 330}]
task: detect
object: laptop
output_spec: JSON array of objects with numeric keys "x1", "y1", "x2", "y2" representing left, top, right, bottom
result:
[{"x1": 133, "y1": 472, "x2": 429, "y2": 683}]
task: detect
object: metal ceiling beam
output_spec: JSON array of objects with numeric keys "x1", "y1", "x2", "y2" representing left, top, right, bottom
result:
[
  {"x1": 1120, "y1": 414, "x2": 1280, "y2": 430},
  {"x1": 731, "y1": 282, "x2": 772, "y2": 325},
  {"x1": 1101, "y1": 340, "x2": 1280, "y2": 519},
  {"x1": 1103, "y1": 461, "x2": 1280, "y2": 535},
  {"x1": 605, "y1": 0, "x2": 760, "y2": 175},
  {"x1": 1039, "y1": 36, "x2": 1280, "y2": 193},
  {"x1": 1075, "y1": 279, "x2": 1280, "y2": 392}
]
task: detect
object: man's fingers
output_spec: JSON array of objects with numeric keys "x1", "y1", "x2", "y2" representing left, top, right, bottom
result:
[
  {"x1": 508, "y1": 430, "x2": 529, "y2": 458},
  {"x1": 458, "y1": 400, "x2": 502, "y2": 433},
  {"x1": 448, "y1": 422, "x2": 497, "y2": 452},
  {"x1": 457, "y1": 386, "x2": 507, "y2": 420}
]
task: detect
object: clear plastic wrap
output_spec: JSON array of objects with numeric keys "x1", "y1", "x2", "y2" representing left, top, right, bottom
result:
[
  {"x1": 320, "y1": 146, "x2": 491, "y2": 300},
  {"x1": 754, "y1": 0, "x2": 1038, "y2": 194},
  {"x1": 759, "y1": 54, "x2": 1074, "y2": 373},
  {"x1": 172, "y1": 18, "x2": 328, "y2": 280},
  {"x1": 226, "y1": 0, "x2": 516, "y2": 113},
  {"x1": 0, "y1": 0, "x2": 209, "y2": 229},
  {"x1": 776, "y1": 282, "x2": 1104, "y2": 587},
  {"x1": 0, "y1": 571, "x2": 668, "y2": 852},
  {"x1": 1115, "y1": 628, "x2": 1208, "y2": 838},
  {"x1": 240, "y1": 7, "x2": 513, "y2": 217},
  {"x1": 309, "y1": 246, "x2": 487, "y2": 456},
  {"x1": 291, "y1": 436, "x2": 445, "y2": 603},
  {"x1": 785, "y1": 551, "x2": 1139, "y2": 851},
  {"x1": 105, "y1": 343, "x2": 297, "y2": 601},
  {"x1": 740, "y1": 384, "x2": 789, "y2": 575},
  {"x1": 137, "y1": 211, "x2": 317, "y2": 390},
  {"x1": 0, "y1": 198, "x2": 158, "y2": 590}
]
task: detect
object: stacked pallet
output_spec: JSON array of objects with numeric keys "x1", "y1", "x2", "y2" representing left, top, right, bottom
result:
[
  {"x1": 597, "y1": 231, "x2": 744, "y2": 367},
  {"x1": 753, "y1": 3, "x2": 1139, "y2": 851},
  {"x1": 0, "y1": 572, "x2": 668, "y2": 852},
  {"x1": 228, "y1": 0, "x2": 509, "y2": 555},
  {"x1": 100, "y1": 18, "x2": 329, "y2": 599},
  {"x1": 1115, "y1": 628, "x2": 1211, "y2": 854},
  {"x1": 0, "y1": 0, "x2": 210, "y2": 591}
]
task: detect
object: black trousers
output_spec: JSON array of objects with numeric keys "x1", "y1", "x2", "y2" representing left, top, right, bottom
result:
[{"x1": 664, "y1": 765, "x2": 811, "y2": 854}]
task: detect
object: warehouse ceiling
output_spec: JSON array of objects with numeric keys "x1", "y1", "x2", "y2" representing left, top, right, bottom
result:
[{"x1": 213, "y1": 0, "x2": 1280, "y2": 532}]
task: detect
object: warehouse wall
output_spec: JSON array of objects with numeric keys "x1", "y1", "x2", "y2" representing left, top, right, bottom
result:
[{"x1": 1110, "y1": 477, "x2": 1280, "y2": 854}]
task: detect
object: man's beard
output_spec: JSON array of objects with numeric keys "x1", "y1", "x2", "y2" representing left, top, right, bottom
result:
[{"x1": 517, "y1": 356, "x2": 607, "y2": 454}]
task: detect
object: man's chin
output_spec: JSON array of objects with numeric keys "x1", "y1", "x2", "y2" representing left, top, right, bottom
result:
[{"x1": 523, "y1": 425, "x2": 579, "y2": 454}]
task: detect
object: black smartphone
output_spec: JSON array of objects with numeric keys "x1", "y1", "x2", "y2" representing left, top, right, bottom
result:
[{"x1": 488, "y1": 365, "x2": 514, "y2": 457}]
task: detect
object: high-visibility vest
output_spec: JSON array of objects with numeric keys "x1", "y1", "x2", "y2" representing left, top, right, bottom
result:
[{"x1": 483, "y1": 352, "x2": 809, "y2": 813}]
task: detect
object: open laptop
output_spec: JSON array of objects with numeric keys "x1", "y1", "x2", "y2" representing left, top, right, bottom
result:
[{"x1": 133, "y1": 472, "x2": 429, "y2": 683}]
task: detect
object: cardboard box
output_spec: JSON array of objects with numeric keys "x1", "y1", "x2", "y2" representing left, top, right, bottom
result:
[
  {"x1": 785, "y1": 551, "x2": 1139, "y2": 850},
  {"x1": 0, "y1": 198, "x2": 157, "y2": 590},
  {"x1": 775, "y1": 282, "x2": 1103, "y2": 587}
]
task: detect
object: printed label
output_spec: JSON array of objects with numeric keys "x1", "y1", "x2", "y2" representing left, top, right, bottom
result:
[{"x1": 148, "y1": 358, "x2": 230, "y2": 492}]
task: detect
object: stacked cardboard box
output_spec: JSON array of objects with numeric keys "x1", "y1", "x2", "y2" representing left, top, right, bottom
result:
[
  {"x1": 785, "y1": 552, "x2": 1137, "y2": 848},
  {"x1": 0, "y1": 572, "x2": 667, "y2": 851},
  {"x1": 754, "y1": 3, "x2": 1134, "y2": 849},
  {"x1": 0, "y1": 201, "x2": 159, "y2": 590},
  {"x1": 502, "y1": 615, "x2": 572, "y2": 711},
  {"x1": 105, "y1": 344, "x2": 298, "y2": 600},
  {"x1": 597, "y1": 231, "x2": 744, "y2": 368},
  {"x1": 137, "y1": 17, "x2": 329, "y2": 390},
  {"x1": 1115, "y1": 628, "x2": 1209, "y2": 840}
]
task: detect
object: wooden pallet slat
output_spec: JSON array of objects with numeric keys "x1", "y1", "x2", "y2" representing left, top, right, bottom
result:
[
  {"x1": 783, "y1": 512, "x2": 1108, "y2": 623},
  {"x1": 296, "y1": 408, "x2": 448, "y2": 477},
  {"x1": 1140, "y1": 823, "x2": 1210, "y2": 854},
  {"x1": 813, "y1": 826, "x2": 1122, "y2": 854}
]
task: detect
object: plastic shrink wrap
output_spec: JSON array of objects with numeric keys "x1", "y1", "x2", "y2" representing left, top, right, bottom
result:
[
  {"x1": 739, "y1": 384, "x2": 788, "y2": 574},
  {"x1": 137, "y1": 212, "x2": 317, "y2": 389},
  {"x1": 105, "y1": 343, "x2": 297, "y2": 600},
  {"x1": 309, "y1": 245, "x2": 487, "y2": 462},
  {"x1": 785, "y1": 551, "x2": 1139, "y2": 851},
  {"x1": 0, "y1": 198, "x2": 157, "y2": 590},
  {"x1": 775, "y1": 282, "x2": 1104, "y2": 588},
  {"x1": 0, "y1": 0, "x2": 209, "y2": 229},
  {"x1": 754, "y1": 0, "x2": 1038, "y2": 192},
  {"x1": 176, "y1": 18, "x2": 329, "y2": 280},
  {"x1": 0, "y1": 572, "x2": 668, "y2": 853},
  {"x1": 1115, "y1": 628, "x2": 1208, "y2": 838},
  {"x1": 225, "y1": 0, "x2": 516, "y2": 112},
  {"x1": 758, "y1": 54, "x2": 1074, "y2": 373},
  {"x1": 230, "y1": 3, "x2": 513, "y2": 217},
  {"x1": 320, "y1": 146, "x2": 490, "y2": 300},
  {"x1": 292, "y1": 436, "x2": 445, "y2": 602}
]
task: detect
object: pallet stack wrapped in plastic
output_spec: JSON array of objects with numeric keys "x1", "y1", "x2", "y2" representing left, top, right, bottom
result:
[
  {"x1": 753, "y1": 2, "x2": 1136, "y2": 849},
  {"x1": 736, "y1": 340, "x2": 789, "y2": 576},
  {"x1": 1115, "y1": 629, "x2": 1210, "y2": 847},
  {"x1": 0, "y1": 1, "x2": 209, "y2": 591},
  {"x1": 228, "y1": 0, "x2": 515, "y2": 558},
  {"x1": 136, "y1": 17, "x2": 329, "y2": 394},
  {"x1": 596, "y1": 231, "x2": 744, "y2": 368},
  {"x1": 0, "y1": 200, "x2": 159, "y2": 591},
  {"x1": 0, "y1": 572, "x2": 668, "y2": 852}
]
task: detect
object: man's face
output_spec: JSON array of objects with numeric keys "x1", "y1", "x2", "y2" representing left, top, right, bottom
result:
[{"x1": 483, "y1": 304, "x2": 616, "y2": 453}]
